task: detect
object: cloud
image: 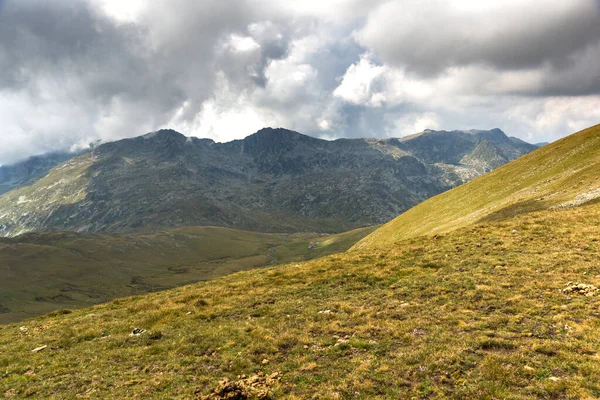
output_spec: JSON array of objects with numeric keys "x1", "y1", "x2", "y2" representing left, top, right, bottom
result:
[
  {"x1": 356, "y1": 0, "x2": 600, "y2": 74},
  {"x1": 0, "y1": 0, "x2": 599, "y2": 164},
  {"x1": 333, "y1": 55, "x2": 387, "y2": 106}
]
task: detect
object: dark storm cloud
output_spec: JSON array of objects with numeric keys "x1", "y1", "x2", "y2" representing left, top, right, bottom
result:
[
  {"x1": 357, "y1": 0, "x2": 600, "y2": 79},
  {"x1": 0, "y1": 0, "x2": 188, "y2": 117},
  {"x1": 0, "y1": 0, "x2": 301, "y2": 164}
]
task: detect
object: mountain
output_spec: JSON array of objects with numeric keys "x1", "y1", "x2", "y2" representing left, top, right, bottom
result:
[
  {"x1": 1, "y1": 124, "x2": 599, "y2": 399},
  {"x1": 0, "y1": 151, "x2": 80, "y2": 195},
  {"x1": 354, "y1": 123, "x2": 600, "y2": 250},
  {"x1": 0, "y1": 127, "x2": 535, "y2": 237}
]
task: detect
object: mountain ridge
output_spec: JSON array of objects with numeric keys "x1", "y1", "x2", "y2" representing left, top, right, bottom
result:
[
  {"x1": 0, "y1": 127, "x2": 536, "y2": 237},
  {"x1": 354, "y1": 123, "x2": 600, "y2": 250},
  {"x1": 1, "y1": 123, "x2": 599, "y2": 398}
]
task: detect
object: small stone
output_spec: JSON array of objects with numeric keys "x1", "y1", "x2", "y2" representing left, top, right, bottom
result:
[
  {"x1": 318, "y1": 309, "x2": 332, "y2": 314},
  {"x1": 524, "y1": 366, "x2": 535, "y2": 371},
  {"x1": 129, "y1": 328, "x2": 146, "y2": 336},
  {"x1": 548, "y1": 376, "x2": 560, "y2": 382},
  {"x1": 31, "y1": 345, "x2": 47, "y2": 353},
  {"x1": 261, "y1": 359, "x2": 269, "y2": 365},
  {"x1": 303, "y1": 345, "x2": 309, "y2": 349}
]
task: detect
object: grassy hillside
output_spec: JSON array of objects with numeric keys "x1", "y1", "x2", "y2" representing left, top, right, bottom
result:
[
  {"x1": 0, "y1": 226, "x2": 376, "y2": 324},
  {"x1": 354, "y1": 123, "x2": 600, "y2": 250},
  {"x1": 2, "y1": 125, "x2": 599, "y2": 398},
  {"x1": 1, "y1": 199, "x2": 599, "y2": 398}
]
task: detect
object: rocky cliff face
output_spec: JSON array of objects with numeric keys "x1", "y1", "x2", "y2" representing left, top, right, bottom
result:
[{"x1": 0, "y1": 128, "x2": 536, "y2": 236}]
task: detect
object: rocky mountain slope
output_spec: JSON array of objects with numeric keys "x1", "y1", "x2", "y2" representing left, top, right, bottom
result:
[
  {"x1": 0, "y1": 151, "x2": 80, "y2": 195},
  {"x1": 1, "y1": 124, "x2": 599, "y2": 399},
  {"x1": 0, "y1": 128, "x2": 535, "y2": 237}
]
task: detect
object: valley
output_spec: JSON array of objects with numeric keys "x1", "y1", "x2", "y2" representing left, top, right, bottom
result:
[
  {"x1": 0, "y1": 124, "x2": 598, "y2": 398},
  {"x1": 0, "y1": 225, "x2": 375, "y2": 324}
]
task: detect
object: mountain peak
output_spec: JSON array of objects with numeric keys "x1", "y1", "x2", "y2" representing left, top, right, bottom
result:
[
  {"x1": 239, "y1": 127, "x2": 320, "y2": 154},
  {"x1": 247, "y1": 127, "x2": 306, "y2": 140},
  {"x1": 142, "y1": 129, "x2": 186, "y2": 141}
]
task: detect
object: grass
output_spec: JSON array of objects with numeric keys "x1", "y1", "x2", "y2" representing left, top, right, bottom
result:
[
  {"x1": 0, "y1": 225, "x2": 376, "y2": 324},
  {"x1": 354, "y1": 123, "x2": 600, "y2": 250},
  {"x1": 2, "y1": 124, "x2": 600, "y2": 398},
  {"x1": 1, "y1": 200, "x2": 600, "y2": 398}
]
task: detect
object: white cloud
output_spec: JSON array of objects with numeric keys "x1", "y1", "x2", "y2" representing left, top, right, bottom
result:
[
  {"x1": 333, "y1": 55, "x2": 387, "y2": 106},
  {"x1": 96, "y1": 0, "x2": 147, "y2": 22},
  {"x1": 228, "y1": 35, "x2": 261, "y2": 53}
]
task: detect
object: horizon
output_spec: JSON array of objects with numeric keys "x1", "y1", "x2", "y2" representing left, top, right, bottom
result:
[
  {"x1": 0, "y1": 125, "x2": 549, "y2": 167},
  {"x1": 1, "y1": 0, "x2": 599, "y2": 164}
]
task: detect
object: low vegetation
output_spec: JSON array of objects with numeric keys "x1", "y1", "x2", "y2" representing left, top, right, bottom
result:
[
  {"x1": 0, "y1": 226, "x2": 376, "y2": 324},
  {"x1": 1, "y1": 200, "x2": 599, "y2": 398},
  {"x1": 2, "y1": 124, "x2": 599, "y2": 398}
]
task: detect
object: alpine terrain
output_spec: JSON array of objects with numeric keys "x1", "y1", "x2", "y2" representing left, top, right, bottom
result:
[
  {"x1": 0, "y1": 127, "x2": 535, "y2": 237},
  {"x1": 0, "y1": 124, "x2": 598, "y2": 399}
]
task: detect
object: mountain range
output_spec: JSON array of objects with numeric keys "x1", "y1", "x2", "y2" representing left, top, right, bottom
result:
[
  {"x1": 0, "y1": 127, "x2": 536, "y2": 237},
  {"x1": 1, "y1": 124, "x2": 598, "y2": 399}
]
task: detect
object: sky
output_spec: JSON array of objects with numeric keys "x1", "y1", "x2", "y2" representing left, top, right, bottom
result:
[{"x1": 1, "y1": 0, "x2": 599, "y2": 164}]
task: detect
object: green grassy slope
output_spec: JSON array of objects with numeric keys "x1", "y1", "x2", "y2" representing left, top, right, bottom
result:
[
  {"x1": 353, "y1": 123, "x2": 600, "y2": 250},
  {"x1": 1, "y1": 200, "x2": 599, "y2": 398},
  {"x1": 0, "y1": 226, "x2": 376, "y2": 324}
]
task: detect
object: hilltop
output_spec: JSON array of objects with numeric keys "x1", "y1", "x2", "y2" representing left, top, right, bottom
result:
[
  {"x1": 0, "y1": 128, "x2": 535, "y2": 237},
  {"x1": 0, "y1": 124, "x2": 598, "y2": 398}
]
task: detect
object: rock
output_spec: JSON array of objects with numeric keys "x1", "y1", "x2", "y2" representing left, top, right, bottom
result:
[
  {"x1": 129, "y1": 328, "x2": 147, "y2": 336},
  {"x1": 198, "y1": 372, "x2": 281, "y2": 399},
  {"x1": 548, "y1": 376, "x2": 560, "y2": 382},
  {"x1": 562, "y1": 282, "x2": 598, "y2": 296},
  {"x1": 317, "y1": 309, "x2": 332, "y2": 314},
  {"x1": 261, "y1": 359, "x2": 269, "y2": 365},
  {"x1": 31, "y1": 345, "x2": 47, "y2": 353}
]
